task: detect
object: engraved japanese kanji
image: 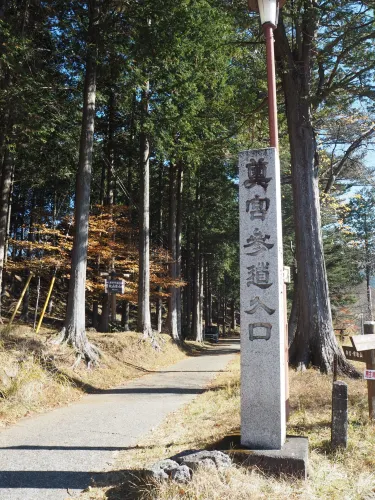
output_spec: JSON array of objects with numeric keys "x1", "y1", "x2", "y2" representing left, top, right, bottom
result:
[
  {"x1": 247, "y1": 262, "x2": 272, "y2": 289},
  {"x1": 245, "y1": 297, "x2": 275, "y2": 315},
  {"x1": 243, "y1": 228, "x2": 274, "y2": 256},
  {"x1": 249, "y1": 322, "x2": 272, "y2": 341},
  {"x1": 246, "y1": 195, "x2": 270, "y2": 221},
  {"x1": 244, "y1": 158, "x2": 272, "y2": 190}
]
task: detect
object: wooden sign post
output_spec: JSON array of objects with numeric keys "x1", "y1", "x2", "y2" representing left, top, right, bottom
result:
[{"x1": 347, "y1": 334, "x2": 375, "y2": 419}]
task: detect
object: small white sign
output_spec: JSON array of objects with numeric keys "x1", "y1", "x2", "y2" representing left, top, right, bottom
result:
[
  {"x1": 364, "y1": 369, "x2": 375, "y2": 380},
  {"x1": 283, "y1": 266, "x2": 291, "y2": 284}
]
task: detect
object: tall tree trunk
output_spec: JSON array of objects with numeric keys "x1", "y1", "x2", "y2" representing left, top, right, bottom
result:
[
  {"x1": 199, "y1": 253, "x2": 204, "y2": 338},
  {"x1": 366, "y1": 265, "x2": 372, "y2": 321},
  {"x1": 0, "y1": 142, "x2": 14, "y2": 320},
  {"x1": 121, "y1": 300, "x2": 130, "y2": 330},
  {"x1": 288, "y1": 264, "x2": 299, "y2": 349},
  {"x1": 222, "y1": 294, "x2": 226, "y2": 337},
  {"x1": 156, "y1": 162, "x2": 164, "y2": 333},
  {"x1": 204, "y1": 255, "x2": 209, "y2": 328},
  {"x1": 275, "y1": 13, "x2": 359, "y2": 376},
  {"x1": 99, "y1": 161, "x2": 105, "y2": 205},
  {"x1": 364, "y1": 217, "x2": 373, "y2": 321},
  {"x1": 137, "y1": 82, "x2": 153, "y2": 338},
  {"x1": 185, "y1": 218, "x2": 192, "y2": 336},
  {"x1": 99, "y1": 293, "x2": 110, "y2": 332},
  {"x1": 61, "y1": 0, "x2": 100, "y2": 365},
  {"x1": 127, "y1": 92, "x2": 137, "y2": 207},
  {"x1": 208, "y1": 259, "x2": 212, "y2": 325},
  {"x1": 107, "y1": 89, "x2": 116, "y2": 326},
  {"x1": 230, "y1": 299, "x2": 236, "y2": 332},
  {"x1": 167, "y1": 164, "x2": 179, "y2": 340},
  {"x1": 192, "y1": 179, "x2": 202, "y2": 341},
  {"x1": 176, "y1": 161, "x2": 183, "y2": 336},
  {"x1": 4, "y1": 166, "x2": 14, "y2": 266}
]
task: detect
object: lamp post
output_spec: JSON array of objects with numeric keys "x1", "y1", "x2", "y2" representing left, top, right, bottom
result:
[
  {"x1": 248, "y1": 0, "x2": 286, "y2": 150},
  {"x1": 248, "y1": 0, "x2": 290, "y2": 424}
]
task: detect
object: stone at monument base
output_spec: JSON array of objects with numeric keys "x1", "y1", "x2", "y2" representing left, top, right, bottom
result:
[{"x1": 212, "y1": 434, "x2": 308, "y2": 479}]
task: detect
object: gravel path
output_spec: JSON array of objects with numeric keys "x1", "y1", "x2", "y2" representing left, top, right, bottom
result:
[{"x1": 0, "y1": 339, "x2": 239, "y2": 500}]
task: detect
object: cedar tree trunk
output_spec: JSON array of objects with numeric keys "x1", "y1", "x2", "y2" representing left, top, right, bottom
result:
[
  {"x1": 167, "y1": 164, "x2": 179, "y2": 340},
  {"x1": 137, "y1": 83, "x2": 153, "y2": 338},
  {"x1": 61, "y1": 1, "x2": 100, "y2": 365},
  {"x1": 275, "y1": 11, "x2": 359, "y2": 376}
]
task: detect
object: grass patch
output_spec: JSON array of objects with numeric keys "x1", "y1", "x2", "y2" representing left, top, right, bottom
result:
[
  {"x1": 79, "y1": 355, "x2": 375, "y2": 499},
  {"x1": 0, "y1": 325, "x2": 203, "y2": 427}
]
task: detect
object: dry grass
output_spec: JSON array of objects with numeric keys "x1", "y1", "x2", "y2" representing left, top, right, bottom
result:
[
  {"x1": 79, "y1": 355, "x2": 375, "y2": 500},
  {"x1": 0, "y1": 325, "x2": 198, "y2": 427}
]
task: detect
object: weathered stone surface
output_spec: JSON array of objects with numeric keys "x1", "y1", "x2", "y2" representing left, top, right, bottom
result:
[
  {"x1": 239, "y1": 147, "x2": 286, "y2": 450},
  {"x1": 146, "y1": 459, "x2": 193, "y2": 483},
  {"x1": 170, "y1": 465, "x2": 192, "y2": 483},
  {"x1": 173, "y1": 450, "x2": 232, "y2": 470},
  {"x1": 331, "y1": 381, "x2": 348, "y2": 449},
  {"x1": 145, "y1": 459, "x2": 180, "y2": 481}
]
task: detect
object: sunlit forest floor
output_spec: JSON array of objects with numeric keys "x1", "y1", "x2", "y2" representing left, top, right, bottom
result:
[
  {"x1": 0, "y1": 326, "x2": 203, "y2": 427},
  {"x1": 80, "y1": 354, "x2": 375, "y2": 500}
]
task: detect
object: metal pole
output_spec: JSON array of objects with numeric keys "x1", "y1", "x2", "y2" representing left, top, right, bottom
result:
[
  {"x1": 36, "y1": 275, "x2": 56, "y2": 334},
  {"x1": 263, "y1": 23, "x2": 279, "y2": 150},
  {"x1": 33, "y1": 275, "x2": 41, "y2": 330},
  {"x1": 9, "y1": 273, "x2": 33, "y2": 326}
]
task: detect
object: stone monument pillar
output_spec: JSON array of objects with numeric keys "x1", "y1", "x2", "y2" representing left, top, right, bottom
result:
[{"x1": 239, "y1": 147, "x2": 286, "y2": 450}]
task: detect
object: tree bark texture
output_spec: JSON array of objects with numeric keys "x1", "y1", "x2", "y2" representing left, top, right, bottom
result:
[
  {"x1": 192, "y1": 180, "x2": 203, "y2": 341},
  {"x1": 137, "y1": 83, "x2": 153, "y2": 338},
  {"x1": 121, "y1": 300, "x2": 130, "y2": 331},
  {"x1": 231, "y1": 299, "x2": 236, "y2": 331},
  {"x1": 0, "y1": 142, "x2": 14, "y2": 319},
  {"x1": 176, "y1": 161, "x2": 183, "y2": 336},
  {"x1": 155, "y1": 163, "x2": 164, "y2": 334},
  {"x1": 167, "y1": 164, "x2": 179, "y2": 340},
  {"x1": 275, "y1": 13, "x2": 359, "y2": 376},
  {"x1": 62, "y1": 0, "x2": 100, "y2": 364},
  {"x1": 185, "y1": 219, "x2": 192, "y2": 336}
]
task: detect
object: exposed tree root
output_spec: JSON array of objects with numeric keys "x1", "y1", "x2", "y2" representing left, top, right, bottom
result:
[
  {"x1": 290, "y1": 352, "x2": 362, "y2": 379},
  {"x1": 55, "y1": 326, "x2": 101, "y2": 368},
  {"x1": 337, "y1": 355, "x2": 362, "y2": 379},
  {"x1": 53, "y1": 327, "x2": 68, "y2": 345},
  {"x1": 296, "y1": 362, "x2": 307, "y2": 372},
  {"x1": 138, "y1": 326, "x2": 161, "y2": 351}
]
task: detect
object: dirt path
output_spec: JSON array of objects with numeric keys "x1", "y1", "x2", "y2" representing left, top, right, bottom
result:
[{"x1": 0, "y1": 339, "x2": 239, "y2": 500}]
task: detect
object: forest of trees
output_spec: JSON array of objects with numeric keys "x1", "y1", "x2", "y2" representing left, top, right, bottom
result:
[{"x1": 0, "y1": 0, "x2": 374, "y2": 372}]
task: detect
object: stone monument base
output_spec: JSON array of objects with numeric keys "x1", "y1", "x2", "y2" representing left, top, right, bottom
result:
[{"x1": 212, "y1": 434, "x2": 308, "y2": 479}]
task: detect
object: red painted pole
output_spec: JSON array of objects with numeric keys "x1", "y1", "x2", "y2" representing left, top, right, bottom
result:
[{"x1": 263, "y1": 23, "x2": 278, "y2": 150}]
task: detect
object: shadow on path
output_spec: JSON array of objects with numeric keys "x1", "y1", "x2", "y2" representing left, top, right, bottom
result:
[
  {"x1": 0, "y1": 469, "x2": 149, "y2": 500},
  {"x1": 0, "y1": 445, "x2": 150, "y2": 451},
  {"x1": 0, "y1": 469, "x2": 147, "y2": 499}
]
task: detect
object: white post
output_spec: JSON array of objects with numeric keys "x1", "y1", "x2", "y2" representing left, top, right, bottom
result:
[{"x1": 239, "y1": 147, "x2": 286, "y2": 450}]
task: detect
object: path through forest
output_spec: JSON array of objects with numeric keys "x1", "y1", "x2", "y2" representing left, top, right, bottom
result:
[{"x1": 0, "y1": 339, "x2": 240, "y2": 500}]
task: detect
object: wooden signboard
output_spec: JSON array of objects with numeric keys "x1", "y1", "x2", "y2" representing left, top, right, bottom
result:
[
  {"x1": 342, "y1": 346, "x2": 366, "y2": 363},
  {"x1": 346, "y1": 334, "x2": 375, "y2": 420},
  {"x1": 350, "y1": 334, "x2": 375, "y2": 352}
]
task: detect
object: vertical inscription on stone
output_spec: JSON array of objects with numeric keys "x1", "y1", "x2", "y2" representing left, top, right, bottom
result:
[{"x1": 239, "y1": 148, "x2": 286, "y2": 450}]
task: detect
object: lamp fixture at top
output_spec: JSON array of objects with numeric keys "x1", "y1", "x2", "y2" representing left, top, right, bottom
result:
[{"x1": 248, "y1": 0, "x2": 286, "y2": 28}]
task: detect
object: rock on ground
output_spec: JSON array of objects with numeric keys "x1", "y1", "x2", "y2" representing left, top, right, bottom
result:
[
  {"x1": 171, "y1": 449, "x2": 232, "y2": 471},
  {"x1": 145, "y1": 459, "x2": 192, "y2": 483}
]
